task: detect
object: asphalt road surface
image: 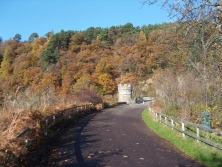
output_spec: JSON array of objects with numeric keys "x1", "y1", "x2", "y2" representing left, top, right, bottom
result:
[{"x1": 43, "y1": 102, "x2": 206, "y2": 167}]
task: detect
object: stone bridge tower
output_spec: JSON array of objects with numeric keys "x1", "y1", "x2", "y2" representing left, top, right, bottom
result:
[{"x1": 118, "y1": 84, "x2": 132, "y2": 104}]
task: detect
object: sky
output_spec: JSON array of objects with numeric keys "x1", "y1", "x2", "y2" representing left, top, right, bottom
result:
[{"x1": 0, "y1": 0, "x2": 171, "y2": 41}]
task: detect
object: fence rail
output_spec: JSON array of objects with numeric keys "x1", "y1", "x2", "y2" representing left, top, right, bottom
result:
[
  {"x1": 149, "y1": 106, "x2": 222, "y2": 150},
  {"x1": 16, "y1": 104, "x2": 96, "y2": 147}
]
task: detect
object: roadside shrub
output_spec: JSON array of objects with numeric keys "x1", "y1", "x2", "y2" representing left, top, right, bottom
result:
[{"x1": 163, "y1": 102, "x2": 180, "y2": 117}]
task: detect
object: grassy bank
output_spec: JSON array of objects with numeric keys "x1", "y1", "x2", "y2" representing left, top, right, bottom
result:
[{"x1": 142, "y1": 108, "x2": 222, "y2": 167}]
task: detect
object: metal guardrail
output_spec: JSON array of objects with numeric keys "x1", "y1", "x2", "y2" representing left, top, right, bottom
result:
[
  {"x1": 149, "y1": 106, "x2": 222, "y2": 150},
  {"x1": 16, "y1": 104, "x2": 95, "y2": 146}
]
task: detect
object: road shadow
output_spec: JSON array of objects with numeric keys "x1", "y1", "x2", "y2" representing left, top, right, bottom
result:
[{"x1": 42, "y1": 111, "x2": 123, "y2": 167}]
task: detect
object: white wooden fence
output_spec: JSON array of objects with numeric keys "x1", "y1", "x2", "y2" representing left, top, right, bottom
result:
[{"x1": 149, "y1": 106, "x2": 222, "y2": 150}]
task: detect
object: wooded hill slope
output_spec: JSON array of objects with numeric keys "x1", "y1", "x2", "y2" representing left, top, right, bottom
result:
[
  {"x1": 0, "y1": 21, "x2": 222, "y2": 133},
  {"x1": 0, "y1": 22, "x2": 172, "y2": 107}
]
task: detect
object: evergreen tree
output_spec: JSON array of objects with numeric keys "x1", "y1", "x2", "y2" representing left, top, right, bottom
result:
[
  {"x1": 121, "y1": 23, "x2": 134, "y2": 34},
  {"x1": 93, "y1": 27, "x2": 102, "y2": 39},
  {"x1": 83, "y1": 27, "x2": 95, "y2": 44},
  {"x1": 28, "y1": 32, "x2": 38, "y2": 42},
  {"x1": 40, "y1": 30, "x2": 74, "y2": 69},
  {"x1": 13, "y1": 33, "x2": 22, "y2": 42},
  {"x1": 97, "y1": 28, "x2": 108, "y2": 42},
  {"x1": 45, "y1": 31, "x2": 54, "y2": 38}
]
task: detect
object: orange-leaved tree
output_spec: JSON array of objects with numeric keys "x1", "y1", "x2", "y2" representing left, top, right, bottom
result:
[{"x1": 97, "y1": 73, "x2": 116, "y2": 95}]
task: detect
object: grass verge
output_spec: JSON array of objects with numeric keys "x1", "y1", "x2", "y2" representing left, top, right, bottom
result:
[{"x1": 142, "y1": 108, "x2": 222, "y2": 167}]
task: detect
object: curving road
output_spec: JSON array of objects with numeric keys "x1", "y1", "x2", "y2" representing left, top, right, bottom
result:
[{"x1": 42, "y1": 102, "x2": 206, "y2": 167}]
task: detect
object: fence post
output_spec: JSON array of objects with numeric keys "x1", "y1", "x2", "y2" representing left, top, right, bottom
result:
[
  {"x1": 159, "y1": 114, "x2": 162, "y2": 123},
  {"x1": 53, "y1": 115, "x2": 55, "y2": 123},
  {"x1": 45, "y1": 119, "x2": 48, "y2": 136},
  {"x1": 196, "y1": 127, "x2": 200, "y2": 142},
  {"x1": 171, "y1": 119, "x2": 174, "y2": 130},
  {"x1": 165, "y1": 117, "x2": 167, "y2": 124},
  {"x1": 182, "y1": 122, "x2": 185, "y2": 137},
  {"x1": 152, "y1": 108, "x2": 155, "y2": 117},
  {"x1": 25, "y1": 130, "x2": 29, "y2": 145}
]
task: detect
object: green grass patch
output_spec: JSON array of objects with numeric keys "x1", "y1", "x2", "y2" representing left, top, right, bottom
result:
[{"x1": 142, "y1": 108, "x2": 222, "y2": 167}]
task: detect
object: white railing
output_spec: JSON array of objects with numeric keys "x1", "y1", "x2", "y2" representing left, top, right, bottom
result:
[{"x1": 149, "y1": 106, "x2": 222, "y2": 150}]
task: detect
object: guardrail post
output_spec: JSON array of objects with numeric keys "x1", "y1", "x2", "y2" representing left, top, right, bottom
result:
[
  {"x1": 150, "y1": 107, "x2": 155, "y2": 117},
  {"x1": 182, "y1": 122, "x2": 185, "y2": 137},
  {"x1": 62, "y1": 111, "x2": 65, "y2": 120},
  {"x1": 75, "y1": 107, "x2": 78, "y2": 114},
  {"x1": 53, "y1": 115, "x2": 55, "y2": 123},
  {"x1": 196, "y1": 127, "x2": 200, "y2": 142},
  {"x1": 68, "y1": 109, "x2": 71, "y2": 118},
  {"x1": 45, "y1": 119, "x2": 48, "y2": 136},
  {"x1": 171, "y1": 119, "x2": 174, "y2": 130},
  {"x1": 25, "y1": 130, "x2": 29, "y2": 145},
  {"x1": 149, "y1": 107, "x2": 152, "y2": 116}
]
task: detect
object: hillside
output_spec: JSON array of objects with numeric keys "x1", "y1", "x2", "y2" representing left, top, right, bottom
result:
[
  {"x1": 1, "y1": 21, "x2": 222, "y2": 125},
  {"x1": 0, "y1": 20, "x2": 222, "y2": 164}
]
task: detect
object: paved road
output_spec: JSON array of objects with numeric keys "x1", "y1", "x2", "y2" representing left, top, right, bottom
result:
[{"x1": 43, "y1": 102, "x2": 206, "y2": 167}]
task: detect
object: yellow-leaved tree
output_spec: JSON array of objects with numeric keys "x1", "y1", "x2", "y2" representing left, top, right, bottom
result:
[
  {"x1": 0, "y1": 46, "x2": 13, "y2": 78},
  {"x1": 97, "y1": 73, "x2": 116, "y2": 95}
]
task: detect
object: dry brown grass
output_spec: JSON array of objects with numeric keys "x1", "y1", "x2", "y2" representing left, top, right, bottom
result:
[
  {"x1": 0, "y1": 109, "x2": 45, "y2": 166},
  {"x1": 0, "y1": 90, "x2": 69, "y2": 165},
  {"x1": 0, "y1": 85, "x2": 104, "y2": 165},
  {"x1": 150, "y1": 101, "x2": 163, "y2": 112},
  {"x1": 0, "y1": 110, "x2": 43, "y2": 155}
]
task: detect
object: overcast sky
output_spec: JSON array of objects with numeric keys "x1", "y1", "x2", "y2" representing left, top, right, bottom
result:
[{"x1": 0, "y1": 0, "x2": 171, "y2": 41}]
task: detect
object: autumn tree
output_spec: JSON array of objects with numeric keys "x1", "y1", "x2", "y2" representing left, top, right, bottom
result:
[
  {"x1": 74, "y1": 88, "x2": 101, "y2": 104},
  {"x1": 23, "y1": 67, "x2": 41, "y2": 86},
  {"x1": 0, "y1": 46, "x2": 13, "y2": 77},
  {"x1": 139, "y1": 30, "x2": 146, "y2": 42},
  {"x1": 152, "y1": 0, "x2": 221, "y2": 103},
  {"x1": 95, "y1": 57, "x2": 112, "y2": 76},
  {"x1": 97, "y1": 73, "x2": 116, "y2": 95},
  {"x1": 0, "y1": 44, "x2": 2, "y2": 63},
  {"x1": 73, "y1": 75, "x2": 92, "y2": 92},
  {"x1": 69, "y1": 32, "x2": 84, "y2": 52},
  {"x1": 144, "y1": 0, "x2": 222, "y2": 126}
]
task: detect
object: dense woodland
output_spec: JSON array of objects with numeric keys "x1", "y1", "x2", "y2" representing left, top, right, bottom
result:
[
  {"x1": 0, "y1": 22, "x2": 170, "y2": 111},
  {"x1": 1, "y1": 21, "x2": 222, "y2": 126}
]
